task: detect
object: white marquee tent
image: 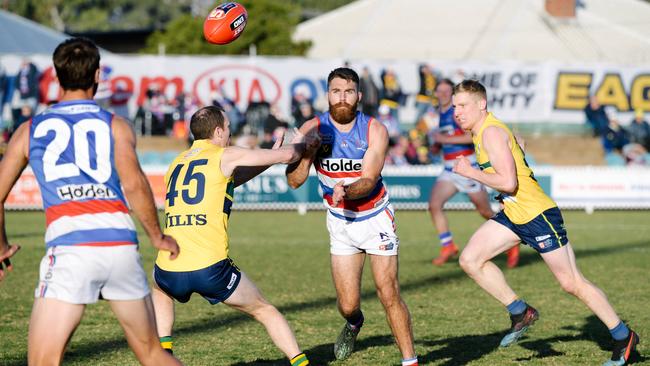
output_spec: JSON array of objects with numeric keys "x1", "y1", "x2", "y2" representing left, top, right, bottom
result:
[{"x1": 293, "y1": 0, "x2": 650, "y2": 64}]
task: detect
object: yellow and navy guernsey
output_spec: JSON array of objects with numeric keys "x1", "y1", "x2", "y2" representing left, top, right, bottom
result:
[
  {"x1": 155, "y1": 140, "x2": 234, "y2": 272},
  {"x1": 473, "y1": 113, "x2": 556, "y2": 225}
]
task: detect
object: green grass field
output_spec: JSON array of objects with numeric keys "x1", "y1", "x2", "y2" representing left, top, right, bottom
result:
[{"x1": 0, "y1": 210, "x2": 648, "y2": 365}]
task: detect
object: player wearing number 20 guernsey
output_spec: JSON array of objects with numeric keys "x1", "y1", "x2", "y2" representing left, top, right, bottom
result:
[
  {"x1": 30, "y1": 101, "x2": 138, "y2": 248},
  {"x1": 0, "y1": 38, "x2": 181, "y2": 365}
]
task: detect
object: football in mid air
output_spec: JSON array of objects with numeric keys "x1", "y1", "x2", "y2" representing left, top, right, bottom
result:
[{"x1": 203, "y1": 2, "x2": 248, "y2": 45}]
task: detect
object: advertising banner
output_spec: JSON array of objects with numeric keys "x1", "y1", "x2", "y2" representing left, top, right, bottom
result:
[
  {"x1": 5, "y1": 165, "x2": 568, "y2": 210},
  {"x1": 2, "y1": 55, "x2": 649, "y2": 125}
]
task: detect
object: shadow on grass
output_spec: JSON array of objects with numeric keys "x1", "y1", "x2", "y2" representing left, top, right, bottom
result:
[
  {"x1": 228, "y1": 334, "x2": 395, "y2": 365},
  {"x1": 57, "y1": 239, "x2": 649, "y2": 363},
  {"x1": 423, "y1": 238, "x2": 650, "y2": 270},
  {"x1": 516, "y1": 315, "x2": 645, "y2": 364},
  {"x1": 417, "y1": 330, "x2": 503, "y2": 365}
]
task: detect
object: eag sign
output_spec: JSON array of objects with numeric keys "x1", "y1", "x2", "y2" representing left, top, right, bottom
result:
[
  {"x1": 554, "y1": 71, "x2": 650, "y2": 112},
  {"x1": 193, "y1": 64, "x2": 282, "y2": 108}
]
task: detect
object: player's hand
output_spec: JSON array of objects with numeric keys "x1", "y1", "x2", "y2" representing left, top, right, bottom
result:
[
  {"x1": 272, "y1": 129, "x2": 285, "y2": 149},
  {"x1": 298, "y1": 131, "x2": 321, "y2": 159},
  {"x1": 332, "y1": 181, "x2": 346, "y2": 206},
  {"x1": 0, "y1": 244, "x2": 21, "y2": 282},
  {"x1": 453, "y1": 155, "x2": 474, "y2": 178},
  {"x1": 290, "y1": 128, "x2": 304, "y2": 144},
  {"x1": 304, "y1": 132, "x2": 321, "y2": 152},
  {"x1": 153, "y1": 235, "x2": 180, "y2": 260}
]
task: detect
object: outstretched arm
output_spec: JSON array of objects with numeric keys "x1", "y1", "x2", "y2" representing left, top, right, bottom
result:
[
  {"x1": 233, "y1": 130, "x2": 287, "y2": 188},
  {"x1": 0, "y1": 122, "x2": 29, "y2": 281},
  {"x1": 286, "y1": 119, "x2": 320, "y2": 189},
  {"x1": 332, "y1": 120, "x2": 389, "y2": 205},
  {"x1": 221, "y1": 134, "x2": 309, "y2": 179},
  {"x1": 233, "y1": 129, "x2": 318, "y2": 188},
  {"x1": 112, "y1": 117, "x2": 179, "y2": 259},
  {"x1": 433, "y1": 130, "x2": 473, "y2": 145}
]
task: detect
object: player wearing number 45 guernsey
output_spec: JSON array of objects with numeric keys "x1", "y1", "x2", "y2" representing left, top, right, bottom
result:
[
  {"x1": 452, "y1": 80, "x2": 639, "y2": 366},
  {"x1": 286, "y1": 68, "x2": 418, "y2": 366},
  {"x1": 152, "y1": 106, "x2": 313, "y2": 366},
  {"x1": 0, "y1": 38, "x2": 182, "y2": 365}
]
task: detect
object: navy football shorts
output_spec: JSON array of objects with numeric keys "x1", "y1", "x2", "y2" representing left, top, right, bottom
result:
[
  {"x1": 154, "y1": 258, "x2": 241, "y2": 304},
  {"x1": 491, "y1": 207, "x2": 569, "y2": 253}
]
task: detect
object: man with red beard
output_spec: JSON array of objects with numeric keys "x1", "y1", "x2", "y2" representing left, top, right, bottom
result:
[{"x1": 286, "y1": 68, "x2": 418, "y2": 366}]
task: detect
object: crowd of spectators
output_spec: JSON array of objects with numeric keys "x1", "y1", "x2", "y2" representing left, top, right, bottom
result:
[
  {"x1": 2, "y1": 59, "x2": 649, "y2": 167},
  {"x1": 584, "y1": 96, "x2": 650, "y2": 165}
]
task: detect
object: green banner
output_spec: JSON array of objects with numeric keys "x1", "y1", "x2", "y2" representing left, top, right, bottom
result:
[{"x1": 233, "y1": 172, "x2": 552, "y2": 209}]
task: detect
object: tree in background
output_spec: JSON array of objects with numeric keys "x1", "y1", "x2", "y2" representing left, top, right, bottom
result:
[
  {"x1": 142, "y1": 0, "x2": 310, "y2": 55},
  {"x1": 3, "y1": 0, "x2": 195, "y2": 32},
  {"x1": 2, "y1": 0, "x2": 361, "y2": 55}
]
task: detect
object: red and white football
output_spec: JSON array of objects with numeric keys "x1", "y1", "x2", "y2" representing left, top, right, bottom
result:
[{"x1": 203, "y1": 2, "x2": 248, "y2": 45}]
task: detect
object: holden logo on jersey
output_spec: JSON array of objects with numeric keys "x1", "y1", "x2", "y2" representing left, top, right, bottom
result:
[
  {"x1": 319, "y1": 158, "x2": 362, "y2": 172},
  {"x1": 57, "y1": 183, "x2": 117, "y2": 201}
]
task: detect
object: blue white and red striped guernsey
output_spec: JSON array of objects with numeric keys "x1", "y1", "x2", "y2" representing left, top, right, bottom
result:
[
  {"x1": 438, "y1": 106, "x2": 475, "y2": 161},
  {"x1": 315, "y1": 111, "x2": 389, "y2": 222},
  {"x1": 29, "y1": 100, "x2": 137, "y2": 248}
]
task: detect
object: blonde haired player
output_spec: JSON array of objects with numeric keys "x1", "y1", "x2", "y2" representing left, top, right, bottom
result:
[
  {"x1": 452, "y1": 80, "x2": 638, "y2": 366},
  {"x1": 428, "y1": 78, "x2": 519, "y2": 267},
  {"x1": 152, "y1": 106, "x2": 314, "y2": 366}
]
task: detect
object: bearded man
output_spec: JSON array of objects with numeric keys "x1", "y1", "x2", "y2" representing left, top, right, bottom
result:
[{"x1": 286, "y1": 67, "x2": 418, "y2": 366}]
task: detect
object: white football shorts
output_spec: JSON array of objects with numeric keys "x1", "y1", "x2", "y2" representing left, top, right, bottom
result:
[
  {"x1": 327, "y1": 204, "x2": 399, "y2": 256},
  {"x1": 35, "y1": 245, "x2": 150, "y2": 304},
  {"x1": 437, "y1": 168, "x2": 484, "y2": 194}
]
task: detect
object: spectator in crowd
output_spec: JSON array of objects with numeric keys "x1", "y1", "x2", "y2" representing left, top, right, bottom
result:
[
  {"x1": 294, "y1": 100, "x2": 316, "y2": 129},
  {"x1": 602, "y1": 115, "x2": 629, "y2": 153},
  {"x1": 584, "y1": 95, "x2": 609, "y2": 137},
  {"x1": 415, "y1": 145, "x2": 432, "y2": 165},
  {"x1": 134, "y1": 86, "x2": 159, "y2": 136},
  {"x1": 110, "y1": 80, "x2": 133, "y2": 120},
  {"x1": 377, "y1": 104, "x2": 401, "y2": 143},
  {"x1": 405, "y1": 129, "x2": 427, "y2": 165},
  {"x1": 260, "y1": 104, "x2": 289, "y2": 149},
  {"x1": 15, "y1": 105, "x2": 33, "y2": 130},
  {"x1": 380, "y1": 68, "x2": 404, "y2": 123},
  {"x1": 627, "y1": 109, "x2": 650, "y2": 151},
  {"x1": 149, "y1": 87, "x2": 170, "y2": 135},
  {"x1": 386, "y1": 135, "x2": 410, "y2": 166},
  {"x1": 415, "y1": 64, "x2": 436, "y2": 124},
  {"x1": 211, "y1": 89, "x2": 245, "y2": 135},
  {"x1": 359, "y1": 66, "x2": 379, "y2": 117},
  {"x1": 291, "y1": 91, "x2": 313, "y2": 128},
  {"x1": 94, "y1": 65, "x2": 113, "y2": 110},
  {"x1": 244, "y1": 101, "x2": 270, "y2": 136},
  {"x1": 264, "y1": 104, "x2": 290, "y2": 134},
  {"x1": 11, "y1": 59, "x2": 39, "y2": 130},
  {"x1": 622, "y1": 143, "x2": 648, "y2": 166}
]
